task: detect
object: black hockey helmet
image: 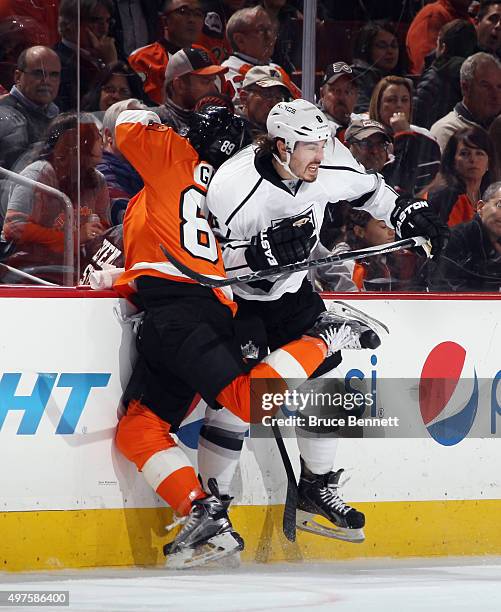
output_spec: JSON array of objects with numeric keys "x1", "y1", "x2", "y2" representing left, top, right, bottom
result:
[{"x1": 185, "y1": 105, "x2": 246, "y2": 169}]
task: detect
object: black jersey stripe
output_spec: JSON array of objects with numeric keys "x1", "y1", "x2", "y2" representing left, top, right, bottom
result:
[
  {"x1": 225, "y1": 177, "x2": 263, "y2": 226},
  {"x1": 320, "y1": 165, "x2": 365, "y2": 174},
  {"x1": 349, "y1": 188, "x2": 377, "y2": 208}
]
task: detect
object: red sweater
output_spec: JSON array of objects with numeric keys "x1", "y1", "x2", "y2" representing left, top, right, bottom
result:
[{"x1": 406, "y1": 1, "x2": 472, "y2": 75}]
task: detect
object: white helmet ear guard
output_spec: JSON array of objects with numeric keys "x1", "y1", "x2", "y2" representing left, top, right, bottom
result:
[{"x1": 266, "y1": 99, "x2": 331, "y2": 178}]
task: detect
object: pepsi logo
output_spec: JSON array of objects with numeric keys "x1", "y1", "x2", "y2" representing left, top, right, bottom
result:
[{"x1": 419, "y1": 341, "x2": 478, "y2": 446}]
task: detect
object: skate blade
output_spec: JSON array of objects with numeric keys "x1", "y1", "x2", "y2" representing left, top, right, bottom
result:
[
  {"x1": 165, "y1": 531, "x2": 244, "y2": 570},
  {"x1": 296, "y1": 510, "x2": 365, "y2": 543},
  {"x1": 328, "y1": 301, "x2": 389, "y2": 336}
]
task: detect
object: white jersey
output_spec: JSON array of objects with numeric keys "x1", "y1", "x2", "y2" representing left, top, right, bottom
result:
[
  {"x1": 222, "y1": 54, "x2": 283, "y2": 102},
  {"x1": 205, "y1": 139, "x2": 399, "y2": 301}
]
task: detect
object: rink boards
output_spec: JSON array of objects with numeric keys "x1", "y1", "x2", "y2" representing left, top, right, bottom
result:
[{"x1": 0, "y1": 289, "x2": 500, "y2": 571}]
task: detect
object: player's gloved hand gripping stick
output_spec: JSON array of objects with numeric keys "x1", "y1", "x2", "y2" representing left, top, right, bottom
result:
[{"x1": 160, "y1": 235, "x2": 431, "y2": 288}]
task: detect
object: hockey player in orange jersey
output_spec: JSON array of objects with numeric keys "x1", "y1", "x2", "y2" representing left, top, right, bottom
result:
[{"x1": 112, "y1": 105, "x2": 371, "y2": 568}]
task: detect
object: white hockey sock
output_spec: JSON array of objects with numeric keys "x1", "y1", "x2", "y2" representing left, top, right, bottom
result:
[
  {"x1": 296, "y1": 433, "x2": 339, "y2": 475},
  {"x1": 197, "y1": 405, "x2": 249, "y2": 496}
]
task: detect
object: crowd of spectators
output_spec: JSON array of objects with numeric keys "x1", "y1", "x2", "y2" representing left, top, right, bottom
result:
[{"x1": 0, "y1": 0, "x2": 500, "y2": 291}]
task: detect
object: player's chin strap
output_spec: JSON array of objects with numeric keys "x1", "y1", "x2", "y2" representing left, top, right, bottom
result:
[{"x1": 272, "y1": 150, "x2": 301, "y2": 180}]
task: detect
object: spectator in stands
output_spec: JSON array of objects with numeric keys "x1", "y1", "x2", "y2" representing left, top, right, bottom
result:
[
  {"x1": 406, "y1": 0, "x2": 473, "y2": 75},
  {"x1": 81, "y1": 61, "x2": 148, "y2": 118},
  {"x1": 430, "y1": 181, "x2": 501, "y2": 291},
  {"x1": 413, "y1": 20, "x2": 478, "y2": 130},
  {"x1": 260, "y1": 0, "x2": 300, "y2": 74},
  {"x1": 475, "y1": 0, "x2": 501, "y2": 59},
  {"x1": 98, "y1": 98, "x2": 145, "y2": 225},
  {"x1": 238, "y1": 65, "x2": 293, "y2": 141},
  {"x1": 111, "y1": 0, "x2": 161, "y2": 58},
  {"x1": 55, "y1": 0, "x2": 118, "y2": 111},
  {"x1": 0, "y1": 46, "x2": 60, "y2": 172},
  {"x1": 369, "y1": 75, "x2": 441, "y2": 195},
  {"x1": 430, "y1": 52, "x2": 501, "y2": 151},
  {"x1": 3, "y1": 112, "x2": 110, "y2": 284},
  {"x1": 196, "y1": 0, "x2": 245, "y2": 63},
  {"x1": 222, "y1": 5, "x2": 300, "y2": 102},
  {"x1": 313, "y1": 208, "x2": 419, "y2": 292},
  {"x1": 0, "y1": 0, "x2": 59, "y2": 47},
  {"x1": 157, "y1": 46, "x2": 228, "y2": 132},
  {"x1": 318, "y1": 62, "x2": 359, "y2": 142},
  {"x1": 344, "y1": 118, "x2": 392, "y2": 174},
  {"x1": 489, "y1": 113, "x2": 501, "y2": 179},
  {"x1": 351, "y1": 21, "x2": 406, "y2": 114},
  {"x1": 128, "y1": 0, "x2": 205, "y2": 105},
  {"x1": 427, "y1": 126, "x2": 494, "y2": 226}
]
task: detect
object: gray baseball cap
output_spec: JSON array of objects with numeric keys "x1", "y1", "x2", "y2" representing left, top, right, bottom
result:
[
  {"x1": 165, "y1": 47, "x2": 228, "y2": 83},
  {"x1": 345, "y1": 118, "x2": 392, "y2": 143}
]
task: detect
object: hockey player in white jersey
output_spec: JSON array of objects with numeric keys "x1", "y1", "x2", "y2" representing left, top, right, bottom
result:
[{"x1": 198, "y1": 99, "x2": 448, "y2": 542}]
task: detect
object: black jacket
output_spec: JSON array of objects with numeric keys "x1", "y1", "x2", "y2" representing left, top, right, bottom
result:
[
  {"x1": 413, "y1": 55, "x2": 464, "y2": 130},
  {"x1": 429, "y1": 215, "x2": 501, "y2": 291}
]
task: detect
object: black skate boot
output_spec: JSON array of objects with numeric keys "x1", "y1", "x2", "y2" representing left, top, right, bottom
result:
[
  {"x1": 296, "y1": 459, "x2": 365, "y2": 543},
  {"x1": 163, "y1": 479, "x2": 244, "y2": 568}
]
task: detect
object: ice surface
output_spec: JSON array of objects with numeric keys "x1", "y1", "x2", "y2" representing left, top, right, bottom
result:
[{"x1": 1, "y1": 557, "x2": 501, "y2": 612}]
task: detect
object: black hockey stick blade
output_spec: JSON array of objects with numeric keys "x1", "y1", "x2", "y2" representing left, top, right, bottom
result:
[
  {"x1": 271, "y1": 421, "x2": 298, "y2": 542},
  {"x1": 159, "y1": 236, "x2": 429, "y2": 289}
]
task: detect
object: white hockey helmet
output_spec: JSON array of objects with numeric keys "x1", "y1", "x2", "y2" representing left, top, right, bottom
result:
[
  {"x1": 266, "y1": 99, "x2": 331, "y2": 153},
  {"x1": 266, "y1": 99, "x2": 330, "y2": 178}
]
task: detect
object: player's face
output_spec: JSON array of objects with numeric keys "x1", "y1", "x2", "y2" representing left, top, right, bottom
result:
[
  {"x1": 478, "y1": 187, "x2": 501, "y2": 241},
  {"x1": 289, "y1": 140, "x2": 326, "y2": 182}
]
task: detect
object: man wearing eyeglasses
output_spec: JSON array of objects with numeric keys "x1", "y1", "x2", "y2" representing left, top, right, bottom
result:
[
  {"x1": 128, "y1": 0, "x2": 206, "y2": 104},
  {"x1": 222, "y1": 5, "x2": 300, "y2": 102},
  {"x1": 431, "y1": 181, "x2": 501, "y2": 290},
  {"x1": 238, "y1": 65, "x2": 293, "y2": 140},
  {"x1": 344, "y1": 118, "x2": 392, "y2": 174},
  {"x1": 0, "y1": 46, "x2": 60, "y2": 171}
]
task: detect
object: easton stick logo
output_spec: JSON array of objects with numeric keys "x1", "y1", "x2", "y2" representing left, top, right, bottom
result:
[{"x1": 419, "y1": 342, "x2": 478, "y2": 446}]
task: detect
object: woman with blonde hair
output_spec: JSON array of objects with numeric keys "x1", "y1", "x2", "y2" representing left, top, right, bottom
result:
[{"x1": 368, "y1": 75, "x2": 441, "y2": 196}]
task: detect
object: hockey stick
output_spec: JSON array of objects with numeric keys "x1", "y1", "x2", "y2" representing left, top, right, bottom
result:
[
  {"x1": 270, "y1": 420, "x2": 298, "y2": 542},
  {"x1": 159, "y1": 236, "x2": 429, "y2": 288}
]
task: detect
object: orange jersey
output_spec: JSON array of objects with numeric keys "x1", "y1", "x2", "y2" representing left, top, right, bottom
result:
[{"x1": 113, "y1": 109, "x2": 235, "y2": 314}]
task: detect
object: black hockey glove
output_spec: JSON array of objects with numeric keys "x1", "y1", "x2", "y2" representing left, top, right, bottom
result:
[
  {"x1": 390, "y1": 197, "x2": 449, "y2": 257},
  {"x1": 245, "y1": 217, "x2": 315, "y2": 271}
]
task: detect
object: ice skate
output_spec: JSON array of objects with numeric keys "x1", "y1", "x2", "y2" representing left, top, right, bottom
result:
[
  {"x1": 306, "y1": 309, "x2": 381, "y2": 354},
  {"x1": 296, "y1": 460, "x2": 365, "y2": 543},
  {"x1": 164, "y1": 480, "x2": 244, "y2": 569},
  {"x1": 328, "y1": 300, "x2": 389, "y2": 341}
]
